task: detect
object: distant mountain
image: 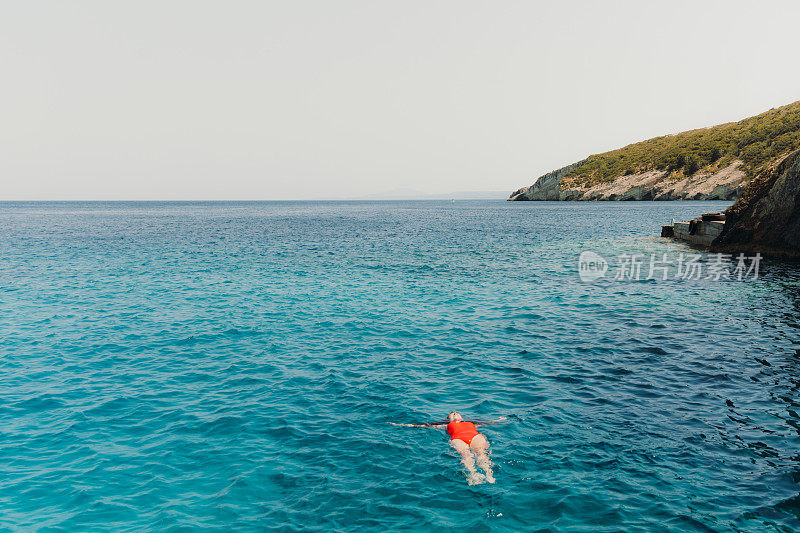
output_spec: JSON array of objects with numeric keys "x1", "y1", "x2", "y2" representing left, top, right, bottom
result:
[
  {"x1": 510, "y1": 100, "x2": 800, "y2": 201},
  {"x1": 352, "y1": 189, "x2": 508, "y2": 200}
]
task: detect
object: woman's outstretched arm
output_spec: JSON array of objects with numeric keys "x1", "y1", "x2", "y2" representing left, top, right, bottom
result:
[
  {"x1": 389, "y1": 422, "x2": 447, "y2": 428},
  {"x1": 471, "y1": 416, "x2": 507, "y2": 426}
]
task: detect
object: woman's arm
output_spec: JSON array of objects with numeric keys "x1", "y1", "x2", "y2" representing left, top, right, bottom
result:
[
  {"x1": 471, "y1": 416, "x2": 507, "y2": 427},
  {"x1": 389, "y1": 422, "x2": 447, "y2": 428}
]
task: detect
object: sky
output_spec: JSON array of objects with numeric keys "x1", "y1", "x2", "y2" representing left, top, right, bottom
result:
[{"x1": 2, "y1": 1, "x2": 800, "y2": 200}]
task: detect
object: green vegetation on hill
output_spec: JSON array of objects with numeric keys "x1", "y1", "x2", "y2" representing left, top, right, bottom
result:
[{"x1": 564, "y1": 100, "x2": 800, "y2": 188}]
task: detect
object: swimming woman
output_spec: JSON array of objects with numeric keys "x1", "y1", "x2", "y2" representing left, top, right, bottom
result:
[{"x1": 392, "y1": 412, "x2": 506, "y2": 485}]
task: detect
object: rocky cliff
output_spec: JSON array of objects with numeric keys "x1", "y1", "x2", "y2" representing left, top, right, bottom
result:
[
  {"x1": 509, "y1": 161, "x2": 586, "y2": 201},
  {"x1": 711, "y1": 149, "x2": 800, "y2": 259},
  {"x1": 509, "y1": 100, "x2": 800, "y2": 202},
  {"x1": 509, "y1": 160, "x2": 747, "y2": 201}
]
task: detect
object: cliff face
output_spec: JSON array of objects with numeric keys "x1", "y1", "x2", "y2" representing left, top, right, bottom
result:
[
  {"x1": 509, "y1": 160, "x2": 585, "y2": 201},
  {"x1": 510, "y1": 160, "x2": 747, "y2": 201},
  {"x1": 711, "y1": 150, "x2": 800, "y2": 259}
]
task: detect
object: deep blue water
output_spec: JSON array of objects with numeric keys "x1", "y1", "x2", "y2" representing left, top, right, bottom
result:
[{"x1": 2, "y1": 200, "x2": 800, "y2": 532}]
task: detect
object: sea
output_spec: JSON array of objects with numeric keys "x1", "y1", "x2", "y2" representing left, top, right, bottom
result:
[{"x1": 1, "y1": 200, "x2": 799, "y2": 532}]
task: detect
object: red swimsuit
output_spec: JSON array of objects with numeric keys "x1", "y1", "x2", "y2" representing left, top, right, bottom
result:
[{"x1": 447, "y1": 421, "x2": 479, "y2": 445}]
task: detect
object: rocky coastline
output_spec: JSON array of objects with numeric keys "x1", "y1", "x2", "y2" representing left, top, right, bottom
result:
[
  {"x1": 710, "y1": 150, "x2": 800, "y2": 260},
  {"x1": 508, "y1": 160, "x2": 747, "y2": 201},
  {"x1": 509, "y1": 100, "x2": 800, "y2": 203}
]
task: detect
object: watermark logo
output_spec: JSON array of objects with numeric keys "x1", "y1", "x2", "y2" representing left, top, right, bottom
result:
[
  {"x1": 578, "y1": 252, "x2": 761, "y2": 282},
  {"x1": 578, "y1": 251, "x2": 609, "y2": 282}
]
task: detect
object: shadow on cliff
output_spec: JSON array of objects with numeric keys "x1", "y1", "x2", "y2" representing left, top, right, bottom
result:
[{"x1": 712, "y1": 149, "x2": 800, "y2": 260}]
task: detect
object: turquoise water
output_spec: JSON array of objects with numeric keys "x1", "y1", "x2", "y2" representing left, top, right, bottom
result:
[{"x1": 2, "y1": 200, "x2": 800, "y2": 531}]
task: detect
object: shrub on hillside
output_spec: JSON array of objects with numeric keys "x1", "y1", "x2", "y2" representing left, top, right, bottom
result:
[{"x1": 563, "y1": 100, "x2": 800, "y2": 187}]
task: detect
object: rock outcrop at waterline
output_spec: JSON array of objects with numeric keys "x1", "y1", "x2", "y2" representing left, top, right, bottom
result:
[
  {"x1": 508, "y1": 161, "x2": 586, "y2": 201},
  {"x1": 710, "y1": 149, "x2": 800, "y2": 260},
  {"x1": 508, "y1": 160, "x2": 747, "y2": 201}
]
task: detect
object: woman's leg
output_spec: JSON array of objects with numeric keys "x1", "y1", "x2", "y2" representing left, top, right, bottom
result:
[
  {"x1": 470, "y1": 434, "x2": 495, "y2": 483},
  {"x1": 450, "y1": 439, "x2": 483, "y2": 484}
]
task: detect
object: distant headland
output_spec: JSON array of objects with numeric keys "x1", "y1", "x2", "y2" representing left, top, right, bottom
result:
[{"x1": 509, "y1": 100, "x2": 800, "y2": 202}]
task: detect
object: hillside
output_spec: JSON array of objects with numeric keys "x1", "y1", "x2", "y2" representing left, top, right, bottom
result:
[{"x1": 509, "y1": 100, "x2": 800, "y2": 201}]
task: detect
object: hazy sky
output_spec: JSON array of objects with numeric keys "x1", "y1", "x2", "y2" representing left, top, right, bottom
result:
[{"x1": 3, "y1": 1, "x2": 800, "y2": 200}]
